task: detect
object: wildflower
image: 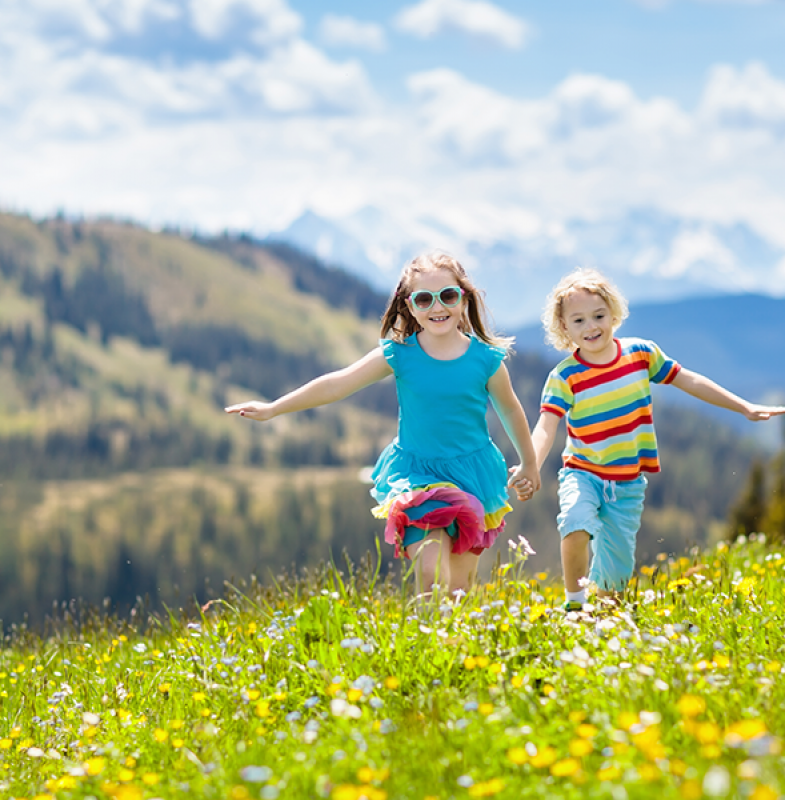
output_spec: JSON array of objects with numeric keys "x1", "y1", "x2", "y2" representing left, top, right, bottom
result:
[
  {"x1": 153, "y1": 728, "x2": 169, "y2": 742},
  {"x1": 468, "y1": 778, "x2": 504, "y2": 797},
  {"x1": 702, "y1": 766, "x2": 731, "y2": 797},
  {"x1": 240, "y1": 766, "x2": 273, "y2": 783},
  {"x1": 85, "y1": 757, "x2": 106, "y2": 776},
  {"x1": 142, "y1": 772, "x2": 160, "y2": 786},
  {"x1": 507, "y1": 747, "x2": 528, "y2": 765},
  {"x1": 597, "y1": 765, "x2": 621, "y2": 781},
  {"x1": 384, "y1": 677, "x2": 400, "y2": 690},
  {"x1": 550, "y1": 759, "x2": 580, "y2": 777},
  {"x1": 677, "y1": 695, "x2": 706, "y2": 718},
  {"x1": 530, "y1": 746, "x2": 557, "y2": 768},
  {"x1": 569, "y1": 739, "x2": 593, "y2": 757}
]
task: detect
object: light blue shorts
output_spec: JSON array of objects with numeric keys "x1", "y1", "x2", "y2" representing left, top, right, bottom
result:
[{"x1": 557, "y1": 468, "x2": 647, "y2": 591}]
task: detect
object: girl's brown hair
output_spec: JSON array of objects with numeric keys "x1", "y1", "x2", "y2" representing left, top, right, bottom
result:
[
  {"x1": 380, "y1": 252, "x2": 513, "y2": 350},
  {"x1": 542, "y1": 267, "x2": 629, "y2": 351}
]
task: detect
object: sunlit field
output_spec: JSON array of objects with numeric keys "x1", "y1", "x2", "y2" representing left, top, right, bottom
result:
[{"x1": 2, "y1": 535, "x2": 784, "y2": 800}]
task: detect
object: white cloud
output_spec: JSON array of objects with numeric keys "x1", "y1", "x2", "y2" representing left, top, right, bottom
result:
[
  {"x1": 319, "y1": 14, "x2": 386, "y2": 52},
  {"x1": 395, "y1": 0, "x2": 531, "y2": 49},
  {"x1": 0, "y1": 0, "x2": 181, "y2": 42},
  {"x1": 188, "y1": 0, "x2": 302, "y2": 45},
  {"x1": 659, "y1": 228, "x2": 737, "y2": 278},
  {"x1": 700, "y1": 62, "x2": 785, "y2": 134}
]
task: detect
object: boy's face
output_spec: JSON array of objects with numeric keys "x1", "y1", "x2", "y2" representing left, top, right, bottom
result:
[{"x1": 560, "y1": 289, "x2": 616, "y2": 363}]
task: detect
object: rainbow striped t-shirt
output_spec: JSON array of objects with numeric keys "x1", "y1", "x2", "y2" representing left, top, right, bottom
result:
[{"x1": 540, "y1": 337, "x2": 681, "y2": 481}]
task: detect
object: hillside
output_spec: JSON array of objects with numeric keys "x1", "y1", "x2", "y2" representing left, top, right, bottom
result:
[{"x1": 0, "y1": 212, "x2": 396, "y2": 476}]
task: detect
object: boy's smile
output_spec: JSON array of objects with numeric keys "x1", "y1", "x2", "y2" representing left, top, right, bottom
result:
[{"x1": 560, "y1": 289, "x2": 617, "y2": 364}]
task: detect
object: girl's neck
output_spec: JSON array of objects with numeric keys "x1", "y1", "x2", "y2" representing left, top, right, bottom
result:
[{"x1": 417, "y1": 329, "x2": 471, "y2": 360}]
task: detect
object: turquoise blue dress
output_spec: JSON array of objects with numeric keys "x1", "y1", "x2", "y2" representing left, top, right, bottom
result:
[{"x1": 370, "y1": 333, "x2": 513, "y2": 557}]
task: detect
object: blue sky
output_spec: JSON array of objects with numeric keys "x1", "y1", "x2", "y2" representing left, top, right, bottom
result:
[{"x1": 2, "y1": 0, "x2": 784, "y2": 250}]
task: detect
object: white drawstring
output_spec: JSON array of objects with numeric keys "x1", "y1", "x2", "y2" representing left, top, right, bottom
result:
[{"x1": 604, "y1": 480, "x2": 617, "y2": 503}]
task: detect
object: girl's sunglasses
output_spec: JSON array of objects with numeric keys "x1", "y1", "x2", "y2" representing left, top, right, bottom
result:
[{"x1": 408, "y1": 286, "x2": 464, "y2": 311}]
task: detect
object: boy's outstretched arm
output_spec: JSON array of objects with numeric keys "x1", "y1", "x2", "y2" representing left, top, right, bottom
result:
[
  {"x1": 225, "y1": 348, "x2": 392, "y2": 421},
  {"x1": 488, "y1": 364, "x2": 541, "y2": 498},
  {"x1": 671, "y1": 368, "x2": 785, "y2": 421}
]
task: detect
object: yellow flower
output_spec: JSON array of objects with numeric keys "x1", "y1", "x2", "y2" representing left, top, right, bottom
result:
[
  {"x1": 550, "y1": 758, "x2": 580, "y2": 777},
  {"x1": 246, "y1": 690, "x2": 261, "y2": 701},
  {"x1": 695, "y1": 722, "x2": 720, "y2": 744},
  {"x1": 700, "y1": 744, "x2": 722, "y2": 759},
  {"x1": 735, "y1": 577, "x2": 755, "y2": 597},
  {"x1": 255, "y1": 701, "x2": 270, "y2": 718},
  {"x1": 192, "y1": 691, "x2": 206, "y2": 702},
  {"x1": 507, "y1": 747, "x2": 528, "y2": 765},
  {"x1": 0, "y1": 739, "x2": 12, "y2": 750},
  {"x1": 384, "y1": 676, "x2": 400, "y2": 690},
  {"x1": 230, "y1": 786, "x2": 251, "y2": 800},
  {"x1": 468, "y1": 778, "x2": 504, "y2": 797},
  {"x1": 680, "y1": 780, "x2": 703, "y2": 800},
  {"x1": 677, "y1": 695, "x2": 706, "y2": 718},
  {"x1": 725, "y1": 719, "x2": 767, "y2": 743},
  {"x1": 118, "y1": 768, "x2": 135, "y2": 781},
  {"x1": 85, "y1": 757, "x2": 106, "y2": 776},
  {"x1": 142, "y1": 772, "x2": 160, "y2": 786},
  {"x1": 569, "y1": 739, "x2": 594, "y2": 757},
  {"x1": 478, "y1": 703, "x2": 494, "y2": 716},
  {"x1": 463, "y1": 656, "x2": 477, "y2": 670},
  {"x1": 713, "y1": 654, "x2": 730, "y2": 669},
  {"x1": 597, "y1": 765, "x2": 621, "y2": 781},
  {"x1": 347, "y1": 688, "x2": 363, "y2": 703},
  {"x1": 332, "y1": 785, "x2": 362, "y2": 800},
  {"x1": 172, "y1": 738, "x2": 184, "y2": 748},
  {"x1": 476, "y1": 656, "x2": 490, "y2": 669},
  {"x1": 576, "y1": 724, "x2": 598, "y2": 738},
  {"x1": 750, "y1": 786, "x2": 779, "y2": 800},
  {"x1": 153, "y1": 728, "x2": 169, "y2": 742},
  {"x1": 617, "y1": 712, "x2": 638, "y2": 731},
  {"x1": 530, "y1": 746, "x2": 557, "y2": 768},
  {"x1": 170, "y1": 719, "x2": 185, "y2": 729},
  {"x1": 638, "y1": 763, "x2": 660, "y2": 782},
  {"x1": 510, "y1": 676, "x2": 523, "y2": 689}
]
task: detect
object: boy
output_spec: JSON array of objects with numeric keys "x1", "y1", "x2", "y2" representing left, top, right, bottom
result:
[{"x1": 513, "y1": 268, "x2": 784, "y2": 608}]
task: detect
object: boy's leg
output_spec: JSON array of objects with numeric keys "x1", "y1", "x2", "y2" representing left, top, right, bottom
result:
[
  {"x1": 406, "y1": 529, "x2": 451, "y2": 598},
  {"x1": 561, "y1": 530, "x2": 591, "y2": 592},
  {"x1": 557, "y1": 469, "x2": 603, "y2": 602},
  {"x1": 590, "y1": 477, "x2": 646, "y2": 596}
]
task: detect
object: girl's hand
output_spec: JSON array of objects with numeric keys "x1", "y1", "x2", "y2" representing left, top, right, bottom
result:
[
  {"x1": 508, "y1": 463, "x2": 541, "y2": 502},
  {"x1": 224, "y1": 401, "x2": 276, "y2": 422}
]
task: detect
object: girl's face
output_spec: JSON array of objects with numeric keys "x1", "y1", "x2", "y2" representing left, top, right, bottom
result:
[
  {"x1": 560, "y1": 289, "x2": 616, "y2": 363},
  {"x1": 407, "y1": 267, "x2": 465, "y2": 338}
]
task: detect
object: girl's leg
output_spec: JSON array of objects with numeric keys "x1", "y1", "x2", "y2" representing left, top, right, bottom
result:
[
  {"x1": 448, "y1": 550, "x2": 480, "y2": 595},
  {"x1": 406, "y1": 529, "x2": 452, "y2": 598},
  {"x1": 561, "y1": 530, "x2": 591, "y2": 592}
]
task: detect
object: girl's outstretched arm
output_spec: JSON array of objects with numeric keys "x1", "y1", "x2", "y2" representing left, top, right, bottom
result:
[
  {"x1": 488, "y1": 363, "x2": 541, "y2": 497},
  {"x1": 225, "y1": 348, "x2": 393, "y2": 421},
  {"x1": 671, "y1": 368, "x2": 785, "y2": 422}
]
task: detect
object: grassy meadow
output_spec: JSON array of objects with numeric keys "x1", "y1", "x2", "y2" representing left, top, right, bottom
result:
[{"x1": 1, "y1": 534, "x2": 784, "y2": 800}]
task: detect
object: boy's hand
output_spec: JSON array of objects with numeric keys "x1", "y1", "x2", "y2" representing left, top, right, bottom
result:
[
  {"x1": 744, "y1": 404, "x2": 785, "y2": 422},
  {"x1": 508, "y1": 463, "x2": 541, "y2": 502},
  {"x1": 225, "y1": 401, "x2": 276, "y2": 421}
]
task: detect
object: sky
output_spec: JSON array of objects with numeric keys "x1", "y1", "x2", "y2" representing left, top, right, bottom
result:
[{"x1": 2, "y1": 0, "x2": 785, "y2": 248}]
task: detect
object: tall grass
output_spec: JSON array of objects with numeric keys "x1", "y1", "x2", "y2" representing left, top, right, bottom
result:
[{"x1": 1, "y1": 534, "x2": 783, "y2": 800}]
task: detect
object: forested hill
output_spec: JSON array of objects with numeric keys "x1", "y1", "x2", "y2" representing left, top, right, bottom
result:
[{"x1": 0, "y1": 212, "x2": 403, "y2": 478}]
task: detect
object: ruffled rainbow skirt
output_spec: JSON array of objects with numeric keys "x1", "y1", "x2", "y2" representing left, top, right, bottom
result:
[{"x1": 370, "y1": 441, "x2": 513, "y2": 559}]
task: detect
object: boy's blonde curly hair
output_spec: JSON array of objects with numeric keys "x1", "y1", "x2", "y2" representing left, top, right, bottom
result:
[{"x1": 542, "y1": 267, "x2": 629, "y2": 351}]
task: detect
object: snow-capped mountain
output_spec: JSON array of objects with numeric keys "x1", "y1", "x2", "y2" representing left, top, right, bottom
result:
[{"x1": 267, "y1": 207, "x2": 785, "y2": 326}]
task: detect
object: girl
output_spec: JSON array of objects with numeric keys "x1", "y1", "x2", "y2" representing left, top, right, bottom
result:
[
  {"x1": 511, "y1": 267, "x2": 785, "y2": 608},
  {"x1": 226, "y1": 253, "x2": 540, "y2": 598}
]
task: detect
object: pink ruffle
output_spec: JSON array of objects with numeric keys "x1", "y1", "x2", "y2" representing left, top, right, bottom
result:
[{"x1": 383, "y1": 486, "x2": 506, "y2": 559}]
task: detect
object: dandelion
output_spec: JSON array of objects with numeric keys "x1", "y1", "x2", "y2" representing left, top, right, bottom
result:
[
  {"x1": 468, "y1": 778, "x2": 504, "y2": 797},
  {"x1": 530, "y1": 746, "x2": 557, "y2": 768},
  {"x1": 507, "y1": 747, "x2": 528, "y2": 765},
  {"x1": 679, "y1": 693, "x2": 708, "y2": 718},
  {"x1": 384, "y1": 676, "x2": 400, "y2": 690},
  {"x1": 569, "y1": 739, "x2": 593, "y2": 757}
]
